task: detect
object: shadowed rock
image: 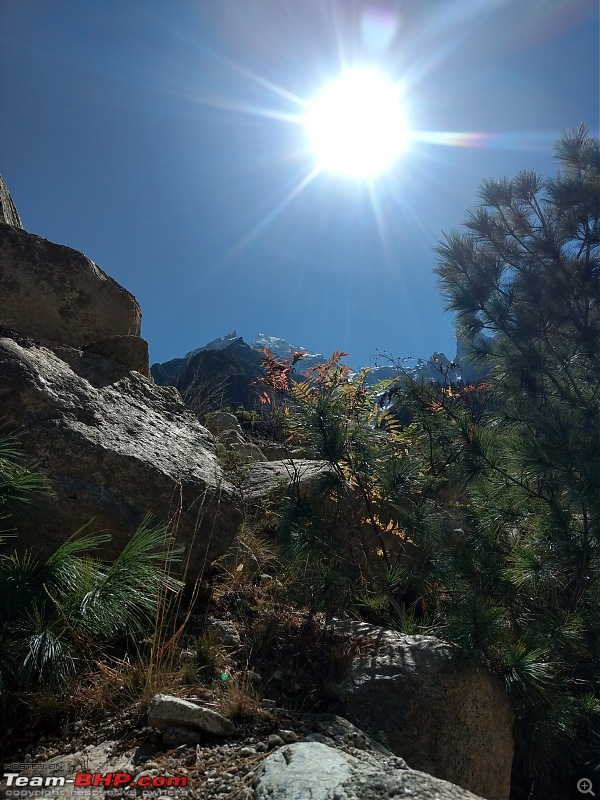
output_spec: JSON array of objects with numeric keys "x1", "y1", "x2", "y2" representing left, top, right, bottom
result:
[
  {"x1": 148, "y1": 694, "x2": 236, "y2": 736},
  {"x1": 83, "y1": 335, "x2": 150, "y2": 378},
  {"x1": 0, "y1": 222, "x2": 142, "y2": 352},
  {"x1": 334, "y1": 620, "x2": 514, "y2": 800}
]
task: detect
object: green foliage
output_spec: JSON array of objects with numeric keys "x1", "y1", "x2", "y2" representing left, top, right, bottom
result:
[
  {"x1": 403, "y1": 126, "x2": 600, "y2": 796},
  {"x1": 261, "y1": 349, "x2": 429, "y2": 621},
  {"x1": 260, "y1": 127, "x2": 600, "y2": 796},
  {"x1": 253, "y1": 127, "x2": 600, "y2": 800},
  {"x1": 0, "y1": 424, "x2": 51, "y2": 531},
  {"x1": 215, "y1": 442, "x2": 252, "y2": 487},
  {"x1": 234, "y1": 408, "x2": 260, "y2": 428},
  {"x1": 0, "y1": 429, "x2": 183, "y2": 694},
  {"x1": 192, "y1": 631, "x2": 225, "y2": 677},
  {"x1": 0, "y1": 518, "x2": 182, "y2": 692}
]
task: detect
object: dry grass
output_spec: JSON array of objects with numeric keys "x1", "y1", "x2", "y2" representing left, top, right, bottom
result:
[
  {"x1": 233, "y1": 608, "x2": 371, "y2": 714},
  {"x1": 216, "y1": 673, "x2": 265, "y2": 721},
  {"x1": 212, "y1": 520, "x2": 281, "y2": 601},
  {"x1": 190, "y1": 630, "x2": 227, "y2": 676}
]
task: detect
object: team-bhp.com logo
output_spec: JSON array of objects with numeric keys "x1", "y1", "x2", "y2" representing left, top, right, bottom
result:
[{"x1": 2, "y1": 771, "x2": 187, "y2": 790}]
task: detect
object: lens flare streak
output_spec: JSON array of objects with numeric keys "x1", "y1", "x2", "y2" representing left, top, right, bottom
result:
[{"x1": 218, "y1": 165, "x2": 322, "y2": 268}]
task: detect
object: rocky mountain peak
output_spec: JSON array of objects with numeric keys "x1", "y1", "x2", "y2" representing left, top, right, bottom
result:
[{"x1": 0, "y1": 174, "x2": 23, "y2": 228}]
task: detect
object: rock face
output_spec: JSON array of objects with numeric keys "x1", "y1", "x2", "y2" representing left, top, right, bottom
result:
[
  {"x1": 0, "y1": 333, "x2": 241, "y2": 583},
  {"x1": 255, "y1": 741, "x2": 488, "y2": 800},
  {"x1": 0, "y1": 175, "x2": 23, "y2": 228},
  {"x1": 0, "y1": 222, "x2": 143, "y2": 358},
  {"x1": 335, "y1": 621, "x2": 514, "y2": 800},
  {"x1": 0, "y1": 216, "x2": 242, "y2": 581},
  {"x1": 83, "y1": 334, "x2": 150, "y2": 378}
]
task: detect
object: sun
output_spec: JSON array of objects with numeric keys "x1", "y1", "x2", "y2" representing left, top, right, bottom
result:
[{"x1": 303, "y1": 68, "x2": 409, "y2": 179}]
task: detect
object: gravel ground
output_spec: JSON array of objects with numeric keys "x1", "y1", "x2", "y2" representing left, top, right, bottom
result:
[{"x1": 1, "y1": 702, "x2": 376, "y2": 800}]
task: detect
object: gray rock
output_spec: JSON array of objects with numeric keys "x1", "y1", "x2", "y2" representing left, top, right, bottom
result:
[
  {"x1": 0, "y1": 222, "x2": 141, "y2": 351},
  {"x1": 216, "y1": 427, "x2": 246, "y2": 447},
  {"x1": 205, "y1": 412, "x2": 266, "y2": 462},
  {"x1": 205, "y1": 618, "x2": 242, "y2": 648},
  {"x1": 255, "y1": 742, "x2": 351, "y2": 799},
  {"x1": 204, "y1": 412, "x2": 243, "y2": 437},
  {"x1": 334, "y1": 620, "x2": 514, "y2": 800},
  {"x1": 162, "y1": 726, "x2": 204, "y2": 747},
  {"x1": 0, "y1": 336, "x2": 241, "y2": 584},
  {"x1": 303, "y1": 714, "x2": 400, "y2": 760},
  {"x1": 261, "y1": 444, "x2": 291, "y2": 460},
  {"x1": 135, "y1": 769, "x2": 160, "y2": 781},
  {"x1": 83, "y1": 335, "x2": 150, "y2": 378},
  {"x1": 267, "y1": 734, "x2": 285, "y2": 750},
  {"x1": 242, "y1": 459, "x2": 333, "y2": 500},
  {"x1": 254, "y1": 742, "x2": 487, "y2": 800},
  {"x1": 0, "y1": 175, "x2": 23, "y2": 228},
  {"x1": 303, "y1": 733, "x2": 332, "y2": 745},
  {"x1": 148, "y1": 694, "x2": 236, "y2": 736},
  {"x1": 19, "y1": 740, "x2": 137, "y2": 799},
  {"x1": 342, "y1": 731, "x2": 368, "y2": 750},
  {"x1": 278, "y1": 730, "x2": 299, "y2": 744},
  {"x1": 229, "y1": 440, "x2": 266, "y2": 462}
]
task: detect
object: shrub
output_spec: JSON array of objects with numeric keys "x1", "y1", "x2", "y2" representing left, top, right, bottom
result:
[{"x1": 0, "y1": 425, "x2": 183, "y2": 696}]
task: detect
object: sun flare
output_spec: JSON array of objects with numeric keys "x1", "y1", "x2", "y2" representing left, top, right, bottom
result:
[{"x1": 304, "y1": 68, "x2": 408, "y2": 179}]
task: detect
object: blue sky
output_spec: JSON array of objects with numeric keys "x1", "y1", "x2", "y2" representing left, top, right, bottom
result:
[{"x1": 1, "y1": 0, "x2": 598, "y2": 368}]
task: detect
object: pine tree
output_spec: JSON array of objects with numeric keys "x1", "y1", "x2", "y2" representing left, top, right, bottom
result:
[{"x1": 431, "y1": 125, "x2": 600, "y2": 797}]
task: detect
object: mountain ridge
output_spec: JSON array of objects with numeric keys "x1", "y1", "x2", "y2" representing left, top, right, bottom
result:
[{"x1": 150, "y1": 331, "x2": 489, "y2": 413}]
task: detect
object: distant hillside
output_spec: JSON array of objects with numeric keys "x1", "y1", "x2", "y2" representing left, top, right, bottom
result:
[{"x1": 151, "y1": 332, "x2": 489, "y2": 412}]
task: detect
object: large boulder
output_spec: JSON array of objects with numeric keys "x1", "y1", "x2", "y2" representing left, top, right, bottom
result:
[
  {"x1": 335, "y1": 620, "x2": 514, "y2": 800},
  {"x1": 0, "y1": 333, "x2": 241, "y2": 584},
  {"x1": 83, "y1": 334, "x2": 150, "y2": 378},
  {"x1": 255, "y1": 741, "x2": 488, "y2": 800},
  {"x1": 0, "y1": 222, "x2": 142, "y2": 356}
]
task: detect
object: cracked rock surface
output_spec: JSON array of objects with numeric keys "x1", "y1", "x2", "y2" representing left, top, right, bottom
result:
[{"x1": 255, "y1": 741, "x2": 487, "y2": 800}]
